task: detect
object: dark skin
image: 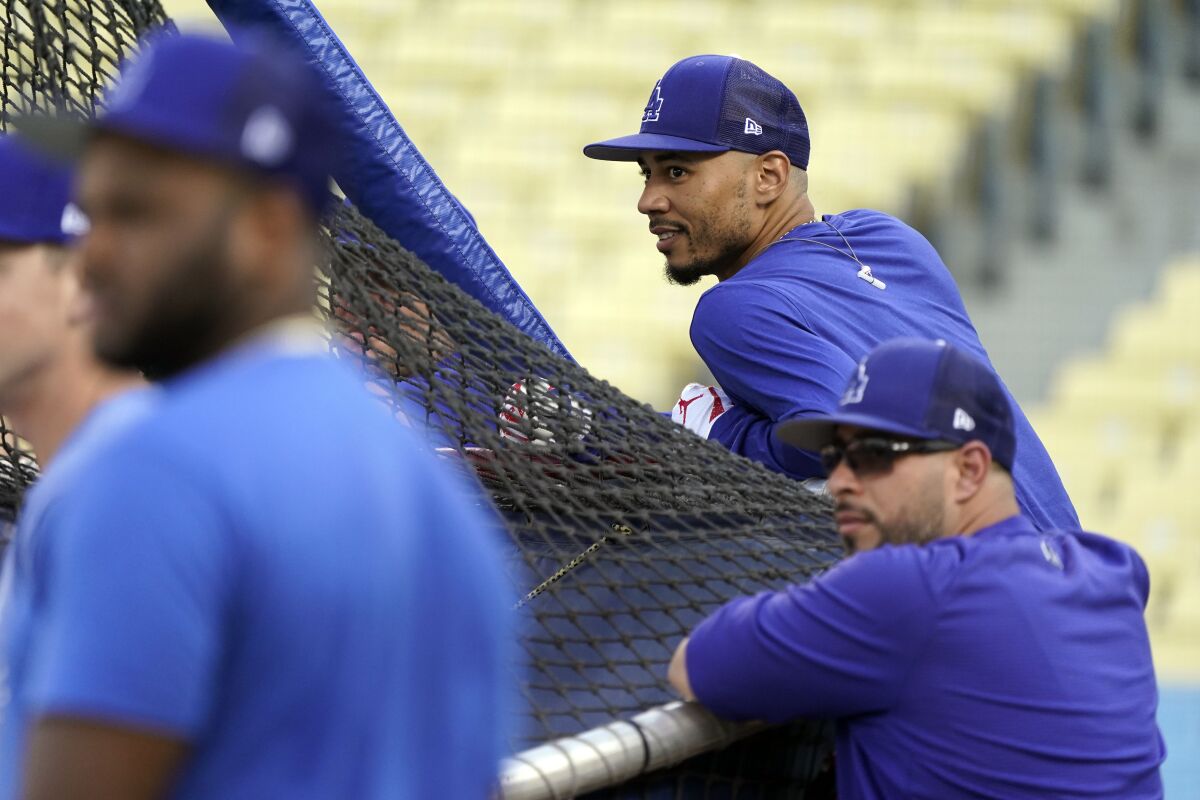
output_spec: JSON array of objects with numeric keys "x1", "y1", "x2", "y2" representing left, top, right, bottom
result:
[
  {"x1": 22, "y1": 720, "x2": 188, "y2": 800},
  {"x1": 636, "y1": 149, "x2": 815, "y2": 286},
  {"x1": 20, "y1": 135, "x2": 318, "y2": 800},
  {"x1": 74, "y1": 135, "x2": 316, "y2": 379}
]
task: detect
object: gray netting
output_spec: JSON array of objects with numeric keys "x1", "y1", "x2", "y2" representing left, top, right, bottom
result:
[{"x1": 1, "y1": 2, "x2": 844, "y2": 796}]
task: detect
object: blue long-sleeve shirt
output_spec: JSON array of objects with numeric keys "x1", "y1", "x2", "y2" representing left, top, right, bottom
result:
[
  {"x1": 687, "y1": 516, "x2": 1165, "y2": 799},
  {"x1": 693, "y1": 209, "x2": 1078, "y2": 531}
]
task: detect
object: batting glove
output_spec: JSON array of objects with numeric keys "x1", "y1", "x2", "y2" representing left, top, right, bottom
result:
[{"x1": 499, "y1": 378, "x2": 593, "y2": 446}]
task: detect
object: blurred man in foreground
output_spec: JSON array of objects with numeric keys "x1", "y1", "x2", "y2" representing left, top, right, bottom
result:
[
  {"x1": 669, "y1": 338, "x2": 1164, "y2": 798},
  {"x1": 3, "y1": 32, "x2": 512, "y2": 800}
]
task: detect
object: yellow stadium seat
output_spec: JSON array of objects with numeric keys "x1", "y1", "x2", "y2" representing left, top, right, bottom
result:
[{"x1": 906, "y1": 6, "x2": 1072, "y2": 73}]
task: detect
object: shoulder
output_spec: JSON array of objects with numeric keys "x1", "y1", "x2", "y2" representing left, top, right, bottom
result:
[
  {"x1": 818, "y1": 544, "x2": 941, "y2": 600},
  {"x1": 1060, "y1": 529, "x2": 1151, "y2": 591},
  {"x1": 832, "y1": 208, "x2": 920, "y2": 235},
  {"x1": 692, "y1": 276, "x2": 809, "y2": 335}
]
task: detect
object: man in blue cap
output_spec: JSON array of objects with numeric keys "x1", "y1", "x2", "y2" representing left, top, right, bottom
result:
[
  {"x1": 3, "y1": 32, "x2": 513, "y2": 800},
  {"x1": 584, "y1": 55, "x2": 1078, "y2": 534},
  {"x1": 0, "y1": 130, "x2": 149, "y2": 622},
  {"x1": 0, "y1": 132, "x2": 148, "y2": 556},
  {"x1": 666, "y1": 337, "x2": 1164, "y2": 798}
]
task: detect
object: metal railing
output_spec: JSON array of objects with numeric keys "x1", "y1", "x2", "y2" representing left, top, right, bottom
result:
[{"x1": 497, "y1": 702, "x2": 765, "y2": 800}]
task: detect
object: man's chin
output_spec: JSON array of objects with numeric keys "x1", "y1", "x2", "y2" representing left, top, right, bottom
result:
[
  {"x1": 840, "y1": 526, "x2": 883, "y2": 554},
  {"x1": 664, "y1": 261, "x2": 706, "y2": 287}
]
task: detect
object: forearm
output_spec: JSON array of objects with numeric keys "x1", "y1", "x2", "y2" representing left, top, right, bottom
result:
[
  {"x1": 707, "y1": 406, "x2": 822, "y2": 479},
  {"x1": 22, "y1": 716, "x2": 188, "y2": 800}
]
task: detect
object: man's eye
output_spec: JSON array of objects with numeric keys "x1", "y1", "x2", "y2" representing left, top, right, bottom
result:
[{"x1": 668, "y1": 166, "x2": 687, "y2": 179}]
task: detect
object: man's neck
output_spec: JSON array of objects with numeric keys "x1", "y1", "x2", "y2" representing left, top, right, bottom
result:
[
  {"x1": 954, "y1": 481, "x2": 1023, "y2": 537},
  {"x1": 2, "y1": 354, "x2": 144, "y2": 467},
  {"x1": 717, "y1": 195, "x2": 820, "y2": 282}
]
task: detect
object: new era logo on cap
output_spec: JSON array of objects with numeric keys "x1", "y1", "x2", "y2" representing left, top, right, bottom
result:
[
  {"x1": 952, "y1": 408, "x2": 976, "y2": 432},
  {"x1": 744, "y1": 118, "x2": 763, "y2": 135}
]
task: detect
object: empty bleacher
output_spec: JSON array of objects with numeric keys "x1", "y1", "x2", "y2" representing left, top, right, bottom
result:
[{"x1": 1032, "y1": 255, "x2": 1200, "y2": 679}]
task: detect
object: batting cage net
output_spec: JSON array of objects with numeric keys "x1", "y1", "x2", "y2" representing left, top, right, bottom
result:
[{"x1": 1, "y1": 2, "x2": 843, "y2": 797}]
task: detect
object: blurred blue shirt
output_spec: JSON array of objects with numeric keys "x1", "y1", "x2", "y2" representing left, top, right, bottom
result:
[
  {"x1": 0, "y1": 386, "x2": 156, "y2": 800},
  {"x1": 0, "y1": 326, "x2": 513, "y2": 799},
  {"x1": 687, "y1": 515, "x2": 1165, "y2": 799}
]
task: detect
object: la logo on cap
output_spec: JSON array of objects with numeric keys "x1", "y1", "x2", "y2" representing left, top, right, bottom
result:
[
  {"x1": 841, "y1": 362, "x2": 870, "y2": 405},
  {"x1": 642, "y1": 82, "x2": 664, "y2": 123}
]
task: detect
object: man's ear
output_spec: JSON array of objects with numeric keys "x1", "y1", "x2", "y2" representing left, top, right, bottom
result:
[
  {"x1": 951, "y1": 441, "x2": 993, "y2": 503},
  {"x1": 754, "y1": 151, "x2": 791, "y2": 205}
]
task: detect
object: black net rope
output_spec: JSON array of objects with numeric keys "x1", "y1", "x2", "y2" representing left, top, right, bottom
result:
[
  {"x1": 1, "y1": 3, "x2": 843, "y2": 796},
  {"x1": 323, "y1": 206, "x2": 841, "y2": 797}
]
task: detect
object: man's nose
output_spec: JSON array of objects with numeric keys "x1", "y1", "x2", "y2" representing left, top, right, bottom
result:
[
  {"x1": 825, "y1": 458, "x2": 860, "y2": 498},
  {"x1": 637, "y1": 182, "x2": 668, "y2": 216}
]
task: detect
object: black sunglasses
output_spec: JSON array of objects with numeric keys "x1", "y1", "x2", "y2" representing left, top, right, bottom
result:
[{"x1": 819, "y1": 437, "x2": 962, "y2": 477}]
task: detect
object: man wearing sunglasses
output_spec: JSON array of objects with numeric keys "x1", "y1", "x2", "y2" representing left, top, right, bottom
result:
[{"x1": 667, "y1": 338, "x2": 1164, "y2": 798}]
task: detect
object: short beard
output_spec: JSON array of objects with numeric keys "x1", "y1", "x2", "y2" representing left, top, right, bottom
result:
[
  {"x1": 664, "y1": 235, "x2": 751, "y2": 286},
  {"x1": 663, "y1": 181, "x2": 752, "y2": 286},
  {"x1": 95, "y1": 204, "x2": 242, "y2": 380},
  {"x1": 877, "y1": 476, "x2": 947, "y2": 549},
  {"x1": 877, "y1": 503, "x2": 945, "y2": 549}
]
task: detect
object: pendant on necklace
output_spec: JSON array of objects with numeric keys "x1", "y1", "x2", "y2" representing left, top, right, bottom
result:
[{"x1": 857, "y1": 264, "x2": 887, "y2": 290}]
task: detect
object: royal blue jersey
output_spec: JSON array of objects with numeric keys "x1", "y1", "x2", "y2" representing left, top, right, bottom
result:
[
  {"x1": 0, "y1": 327, "x2": 514, "y2": 800},
  {"x1": 692, "y1": 209, "x2": 1077, "y2": 531},
  {"x1": 686, "y1": 515, "x2": 1165, "y2": 799}
]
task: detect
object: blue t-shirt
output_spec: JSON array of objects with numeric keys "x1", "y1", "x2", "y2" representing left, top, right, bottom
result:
[
  {"x1": 693, "y1": 210, "x2": 1077, "y2": 531},
  {"x1": 0, "y1": 387, "x2": 156, "y2": 797},
  {"x1": 686, "y1": 515, "x2": 1165, "y2": 799},
  {"x1": 0, "y1": 331, "x2": 513, "y2": 800}
]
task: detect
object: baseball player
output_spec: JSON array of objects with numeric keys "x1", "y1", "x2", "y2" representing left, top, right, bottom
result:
[
  {"x1": 669, "y1": 338, "x2": 1164, "y2": 798},
  {"x1": 2, "y1": 33, "x2": 512, "y2": 800},
  {"x1": 0, "y1": 133, "x2": 149, "y2": 608},
  {"x1": 584, "y1": 55, "x2": 1078, "y2": 533},
  {"x1": 0, "y1": 134, "x2": 144, "y2": 469}
]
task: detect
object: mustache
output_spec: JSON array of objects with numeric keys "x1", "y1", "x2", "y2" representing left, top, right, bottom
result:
[
  {"x1": 648, "y1": 217, "x2": 687, "y2": 234},
  {"x1": 834, "y1": 501, "x2": 876, "y2": 521},
  {"x1": 835, "y1": 502, "x2": 877, "y2": 555}
]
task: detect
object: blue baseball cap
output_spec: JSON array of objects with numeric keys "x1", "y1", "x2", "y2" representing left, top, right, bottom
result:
[
  {"x1": 16, "y1": 31, "x2": 336, "y2": 213},
  {"x1": 774, "y1": 338, "x2": 1016, "y2": 469},
  {"x1": 584, "y1": 55, "x2": 811, "y2": 169},
  {"x1": 0, "y1": 134, "x2": 85, "y2": 245}
]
